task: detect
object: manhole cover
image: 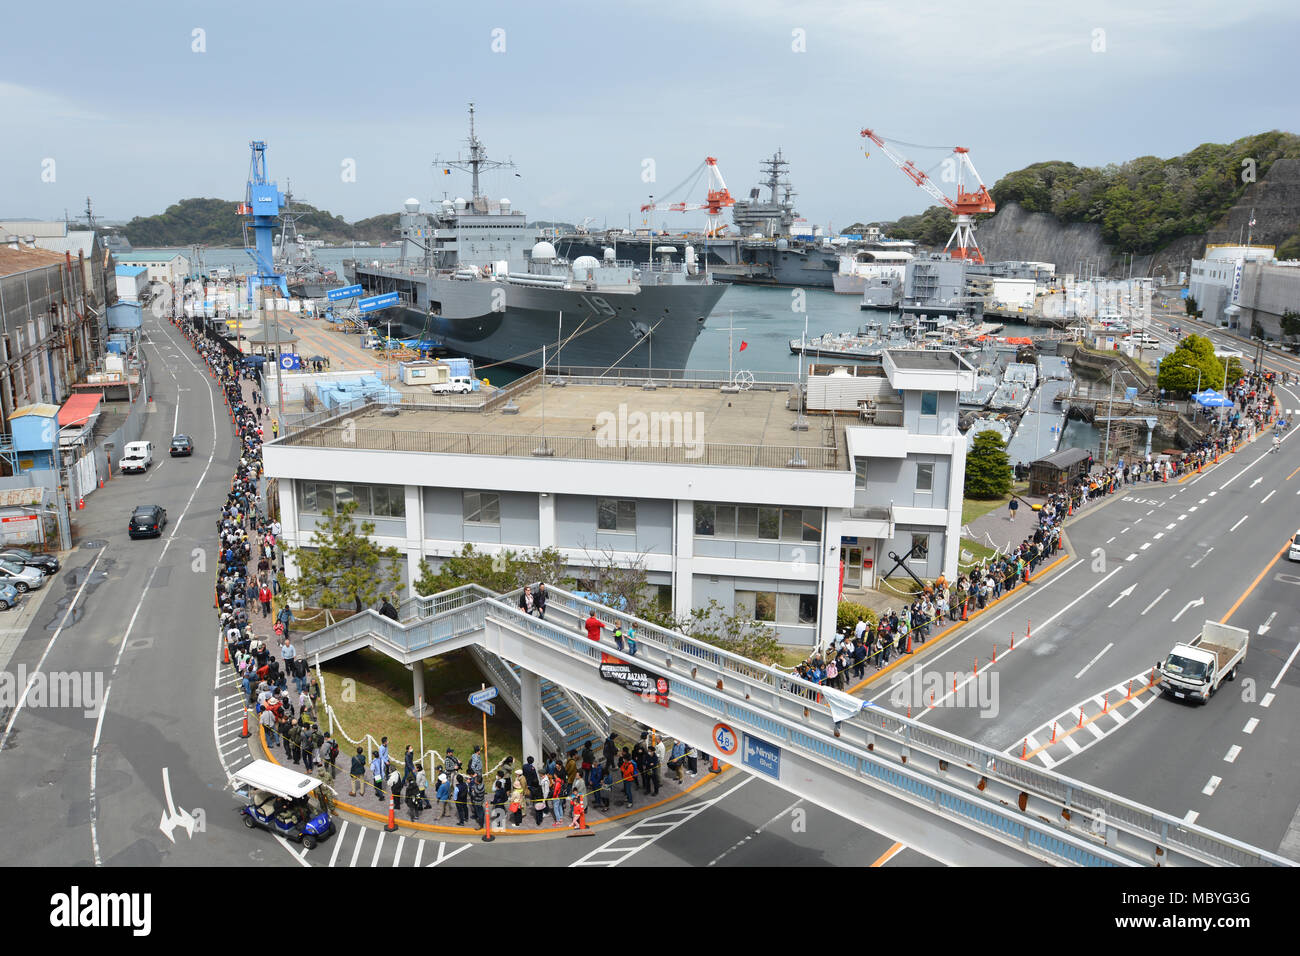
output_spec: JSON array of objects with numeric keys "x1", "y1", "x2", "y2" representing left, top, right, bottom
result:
[
  {"x1": 80, "y1": 540, "x2": 108, "y2": 548},
  {"x1": 127, "y1": 637, "x2": 154, "y2": 650}
]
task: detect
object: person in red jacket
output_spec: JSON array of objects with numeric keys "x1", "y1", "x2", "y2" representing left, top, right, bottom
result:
[
  {"x1": 259, "y1": 583, "x2": 273, "y2": 617},
  {"x1": 584, "y1": 612, "x2": 606, "y2": 643}
]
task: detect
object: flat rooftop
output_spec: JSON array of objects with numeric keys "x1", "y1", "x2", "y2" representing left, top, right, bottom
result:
[
  {"x1": 887, "y1": 349, "x2": 976, "y2": 371},
  {"x1": 279, "y1": 375, "x2": 847, "y2": 470}
]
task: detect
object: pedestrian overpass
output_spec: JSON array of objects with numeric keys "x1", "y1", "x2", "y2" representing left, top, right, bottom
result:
[{"x1": 302, "y1": 583, "x2": 1292, "y2": 868}]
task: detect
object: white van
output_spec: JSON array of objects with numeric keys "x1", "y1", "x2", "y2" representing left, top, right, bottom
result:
[
  {"x1": 1290, "y1": 529, "x2": 1300, "y2": 562},
  {"x1": 119, "y1": 440, "x2": 154, "y2": 474}
]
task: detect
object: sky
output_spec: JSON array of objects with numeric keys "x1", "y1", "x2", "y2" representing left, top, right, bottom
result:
[{"x1": 2, "y1": 0, "x2": 1295, "y2": 233}]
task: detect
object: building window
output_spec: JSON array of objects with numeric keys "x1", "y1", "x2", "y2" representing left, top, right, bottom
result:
[
  {"x1": 298, "y1": 481, "x2": 404, "y2": 518},
  {"x1": 910, "y1": 533, "x2": 929, "y2": 561},
  {"x1": 920, "y1": 391, "x2": 938, "y2": 416},
  {"x1": 598, "y1": 498, "x2": 636, "y2": 533},
  {"x1": 736, "y1": 589, "x2": 777, "y2": 622},
  {"x1": 916, "y1": 462, "x2": 934, "y2": 492},
  {"x1": 758, "y1": 506, "x2": 780, "y2": 540},
  {"x1": 371, "y1": 485, "x2": 406, "y2": 517},
  {"x1": 694, "y1": 502, "x2": 715, "y2": 536},
  {"x1": 854, "y1": 458, "x2": 868, "y2": 490},
  {"x1": 464, "y1": 491, "x2": 500, "y2": 525},
  {"x1": 654, "y1": 584, "x2": 672, "y2": 612}
]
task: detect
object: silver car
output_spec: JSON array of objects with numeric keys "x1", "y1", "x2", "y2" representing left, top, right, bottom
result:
[{"x1": 0, "y1": 558, "x2": 44, "y2": 592}]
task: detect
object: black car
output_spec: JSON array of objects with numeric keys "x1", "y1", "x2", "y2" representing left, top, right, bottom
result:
[
  {"x1": 128, "y1": 505, "x2": 167, "y2": 539},
  {"x1": 0, "y1": 547, "x2": 59, "y2": 575},
  {"x1": 170, "y1": 434, "x2": 194, "y2": 457}
]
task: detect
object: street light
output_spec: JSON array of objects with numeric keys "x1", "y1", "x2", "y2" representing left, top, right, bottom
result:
[{"x1": 1180, "y1": 363, "x2": 1202, "y2": 400}]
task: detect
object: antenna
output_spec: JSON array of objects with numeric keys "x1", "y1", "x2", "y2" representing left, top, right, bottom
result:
[{"x1": 434, "y1": 103, "x2": 517, "y2": 204}]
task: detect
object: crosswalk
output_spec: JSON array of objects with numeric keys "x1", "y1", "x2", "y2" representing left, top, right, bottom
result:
[
  {"x1": 314, "y1": 820, "x2": 472, "y2": 868},
  {"x1": 213, "y1": 659, "x2": 256, "y2": 781},
  {"x1": 1006, "y1": 669, "x2": 1158, "y2": 769}
]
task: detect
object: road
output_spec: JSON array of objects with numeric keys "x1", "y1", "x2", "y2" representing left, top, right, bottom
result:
[{"x1": 857, "y1": 383, "x2": 1300, "y2": 859}]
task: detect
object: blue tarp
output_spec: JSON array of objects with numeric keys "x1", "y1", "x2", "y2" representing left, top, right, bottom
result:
[{"x1": 1194, "y1": 389, "x2": 1234, "y2": 408}]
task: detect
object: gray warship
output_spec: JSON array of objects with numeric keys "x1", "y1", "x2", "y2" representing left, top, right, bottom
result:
[
  {"x1": 277, "y1": 185, "x2": 344, "y2": 299},
  {"x1": 344, "y1": 106, "x2": 727, "y2": 372}
]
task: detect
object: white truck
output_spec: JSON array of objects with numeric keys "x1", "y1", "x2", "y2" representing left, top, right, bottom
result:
[
  {"x1": 118, "y1": 440, "x2": 154, "y2": 474},
  {"x1": 1157, "y1": 620, "x2": 1248, "y2": 705},
  {"x1": 430, "y1": 375, "x2": 474, "y2": 394}
]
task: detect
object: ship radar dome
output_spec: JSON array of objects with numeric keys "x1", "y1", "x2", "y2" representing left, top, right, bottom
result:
[
  {"x1": 602, "y1": 247, "x2": 616, "y2": 260},
  {"x1": 499, "y1": 198, "x2": 511, "y2": 212},
  {"x1": 530, "y1": 241, "x2": 557, "y2": 261},
  {"x1": 404, "y1": 198, "x2": 421, "y2": 213},
  {"x1": 572, "y1": 255, "x2": 599, "y2": 272},
  {"x1": 775, "y1": 238, "x2": 789, "y2": 251},
  {"x1": 454, "y1": 197, "x2": 468, "y2": 210}
]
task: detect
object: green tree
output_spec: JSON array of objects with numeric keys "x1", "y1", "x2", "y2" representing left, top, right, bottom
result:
[
  {"x1": 413, "y1": 543, "x2": 570, "y2": 596},
  {"x1": 1156, "y1": 333, "x2": 1224, "y2": 395},
  {"x1": 836, "y1": 601, "x2": 878, "y2": 632},
  {"x1": 1224, "y1": 356, "x2": 1246, "y2": 387},
  {"x1": 1183, "y1": 295, "x2": 1199, "y2": 318},
  {"x1": 675, "y1": 599, "x2": 783, "y2": 665},
  {"x1": 964, "y1": 430, "x2": 1013, "y2": 498},
  {"x1": 1280, "y1": 310, "x2": 1300, "y2": 340},
  {"x1": 277, "y1": 502, "x2": 405, "y2": 613}
]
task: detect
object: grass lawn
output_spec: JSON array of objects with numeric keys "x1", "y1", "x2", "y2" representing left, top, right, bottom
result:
[
  {"x1": 959, "y1": 537, "x2": 1002, "y2": 567},
  {"x1": 961, "y1": 481, "x2": 1030, "y2": 525},
  {"x1": 320, "y1": 647, "x2": 524, "y2": 769}
]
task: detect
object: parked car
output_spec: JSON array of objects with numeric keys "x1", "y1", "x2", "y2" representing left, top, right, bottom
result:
[
  {"x1": 0, "y1": 583, "x2": 20, "y2": 611},
  {"x1": 0, "y1": 547, "x2": 59, "y2": 575},
  {"x1": 128, "y1": 504, "x2": 167, "y2": 539},
  {"x1": 118, "y1": 440, "x2": 154, "y2": 474},
  {"x1": 170, "y1": 434, "x2": 194, "y2": 457},
  {"x1": 0, "y1": 558, "x2": 45, "y2": 592}
]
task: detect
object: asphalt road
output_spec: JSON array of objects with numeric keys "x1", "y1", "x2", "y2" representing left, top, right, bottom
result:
[
  {"x1": 858, "y1": 386, "x2": 1300, "y2": 858},
  {"x1": 0, "y1": 309, "x2": 276, "y2": 867}
]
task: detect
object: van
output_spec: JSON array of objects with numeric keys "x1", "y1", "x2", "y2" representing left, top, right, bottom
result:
[
  {"x1": 118, "y1": 440, "x2": 154, "y2": 474},
  {"x1": 1290, "y1": 529, "x2": 1300, "y2": 562}
]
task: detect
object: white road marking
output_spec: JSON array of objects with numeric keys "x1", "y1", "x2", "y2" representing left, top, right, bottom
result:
[
  {"x1": 93, "y1": 312, "x2": 222, "y2": 866},
  {"x1": 1224, "y1": 745, "x2": 1242, "y2": 764},
  {"x1": 1166, "y1": 523, "x2": 1177, "y2": 530},
  {"x1": 1084, "y1": 721, "x2": 1105, "y2": 740},
  {"x1": 1188, "y1": 506, "x2": 1198, "y2": 512},
  {"x1": 1134, "y1": 518, "x2": 1142, "y2": 524},
  {"x1": 274, "y1": 835, "x2": 311, "y2": 867},
  {"x1": 426, "y1": 841, "x2": 471, "y2": 866},
  {"x1": 1126, "y1": 553, "x2": 1137, "y2": 561},
  {"x1": 1184, "y1": 810, "x2": 1199, "y2": 825},
  {"x1": 1177, "y1": 514, "x2": 1187, "y2": 521},
  {"x1": 1203, "y1": 776, "x2": 1222, "y2": 796},
  {"x1": 706, "y1": 797, "x2": 804, "y2": 867},
  {"x1": 1243, "y1": 718, "x2": 1259, "y2": 735},
  {"x1": 1229, "y1": 515, "x2": 1248, "y2": 532},
  {"x1": 392, "y1": 835, "x2": 406, "y2": 865},
  {"x1": 571, "y1": 778, "x2": 753, "y2": 866},
  {"x1": 412, "y1": 839, "x2": 425, "y2": 868},
  {"x1": 1270, "y1": 635, "x2": 1300, "y2": 690},
  {"x1": 1261, "y1": 692, "x2": 1275, "y2": 708},
  {"x1": 1146, "y1": 509, "x2": 1154, "y2": 516},
  {"x1": 370, "y1": 828, "x2": 386, "y2": 866},
  {"x1": 1061, "y1": 734, "x2": 1081, "y2": 754},
  {"x1": 1199, "y1": 498, "x2": 1208, "y2": 504},
  {"x1": 1074, "y1": 643, "x2": 1114, "y2": 679},
  {"x1": 1106, "y1": 536, "x2": 1116, "y2": 544},
  {"x1": 1262, "y1": 490, "x2": 1276, "y2": 504},
  {"x1": 1141, "y1": 588, "x2": 1169, "y2": 615},
  {"x1": 348, "y1": 827, "x2": 367, "y2": 867},
  {"x1": 1140, "y1": 542, "x2": 1152, "y2": 550},
  {"x1": 328, "y1": 821, "x2": 349, "y2": 867},
  {"x1": 1210, "y1": 491, "x2": 1218, "y2": 497}
]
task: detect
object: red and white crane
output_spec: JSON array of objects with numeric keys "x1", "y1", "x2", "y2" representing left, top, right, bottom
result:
[
  {"x1": 860, "y1": 129, "x2": 996, "y2": 263},
  {"x1": 641, "y1": 157, "x2": 735, "y2": 237}
]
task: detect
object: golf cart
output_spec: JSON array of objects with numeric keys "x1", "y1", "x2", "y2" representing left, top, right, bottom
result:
[{"x1": 233, "y1": 759, "x2": 335, "y2": 849}]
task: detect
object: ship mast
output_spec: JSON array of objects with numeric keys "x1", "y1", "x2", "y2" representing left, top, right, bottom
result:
[{"x1": 436, "y1": 103, "x2": 516, "y2": 205}]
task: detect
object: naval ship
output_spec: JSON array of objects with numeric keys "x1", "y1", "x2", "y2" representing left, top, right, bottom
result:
[
  {"x1": 277, "y1": 185, "x2": 344, "y2": 299},
  {"x1": 345, "y1": 106, "x2": 727, "y2": 372}
]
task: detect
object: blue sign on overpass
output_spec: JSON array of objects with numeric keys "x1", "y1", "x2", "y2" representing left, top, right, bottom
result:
[
  {"x1": 327, "y1": 284, "x2": 363, "y2": 301},
  {"x1": 742, "y1": 733, "x2": 781, "y2": 780},
  {"x1": 358, "y1": 291, "x2": 399, "y2": 313}
]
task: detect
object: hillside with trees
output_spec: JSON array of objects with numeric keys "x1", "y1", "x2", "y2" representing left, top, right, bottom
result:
[
  {"x1": 883, "y1": 131, "x2": 1300, "y2": 259},
  {"x1": 122, "y1": 198, "x2": 399, "y2": 246}
]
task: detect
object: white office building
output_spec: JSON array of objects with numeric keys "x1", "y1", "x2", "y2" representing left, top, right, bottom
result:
[
  {"x1": 1188, "y1": 244, "x2": 1275, "y2": 328},
  {"x1": 263, "y1": 351, "x2": 973, "y2": 647},
  {"x1": 113, "y1": 251, "x2": 191, "y2": 285}
]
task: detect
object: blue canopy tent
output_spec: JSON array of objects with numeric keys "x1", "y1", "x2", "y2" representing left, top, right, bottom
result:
[{"x1": 1193, "y1": 389, "x2": 1234, "y2": 408}]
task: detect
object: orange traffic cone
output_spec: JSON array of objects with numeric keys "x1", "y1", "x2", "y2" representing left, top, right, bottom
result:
[
  {"x1": 239, "y1": 707, "x2": 251, "y2": 739},
  {"x1": 385, "y1": 795, "x2": 397, "y2": 832},
  {"x1": 223, "y1": 640, "x2": 230, "y2": 664},
  {"x1": 1020, "y1": 738, "x2": 1027, "y2": 760}
]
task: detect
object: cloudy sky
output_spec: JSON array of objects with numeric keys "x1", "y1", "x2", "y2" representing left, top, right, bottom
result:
[{"x1": 2, "y1": 0, "x2": 1294, "y2": 232}]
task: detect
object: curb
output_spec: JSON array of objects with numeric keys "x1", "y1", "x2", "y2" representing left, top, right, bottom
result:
[
  {"x1": 253, "y1": 725, "x2": 726, "y2": 838},
  {"x1": 845, "y1": 551, "x2": 1071, "y2": 696}
]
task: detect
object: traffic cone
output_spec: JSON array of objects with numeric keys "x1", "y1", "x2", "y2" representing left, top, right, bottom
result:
[
  {"x1": 223, "y1": 640, "x2": 230, "y2": 664},
  {"x1": 710, "y1": 757, "x2": 721, "y2": 774},
  {"x1": 1020, "y1": 738, "x2": 1027, "y2": 760},
  {"x1": 1103, "y1": 693, "x2": 1109, "y2": 714},
  {"x1": 385, "y1": 795, "x2": 397, "y2": 832},
  {"x1": 992, "y1": 643, "x2": 997, "y2": 664},
  {"x1": 1050, "y1": 721, "x2": 1057, "y2": 744},
  {"x1": 1078, "y1": 706, "x2": 1084, "y2": 729},
  {"x1": 1126, "y1": 680, "x2": 1132, "y2": 700},
  {"x1": 239, "y1": 707, "x2": 250, "y2": 739}
]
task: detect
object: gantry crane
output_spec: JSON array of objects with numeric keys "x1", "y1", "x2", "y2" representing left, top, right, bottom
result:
[
  {"x1": 236, "y1": 140, "x2": 288, "y2": 298},
  {"x1": 859, "y1": 129, "x2": 996, "y2": 263},
  {"x1": 640, "y1": 157, "x2": 735, "y2": 237}
]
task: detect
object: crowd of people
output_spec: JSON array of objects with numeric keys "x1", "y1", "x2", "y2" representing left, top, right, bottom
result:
[{"x1": 793, "y1": 370, "x2": 1279, "y2": 691}]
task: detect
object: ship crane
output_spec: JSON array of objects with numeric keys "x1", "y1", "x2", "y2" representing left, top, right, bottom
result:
[
  {"x1": 859, "y1": 129, "x2": 996, "y2": 264},
  {"x1": 640, "y1": 157, "x2": 735, "y2": 237}
]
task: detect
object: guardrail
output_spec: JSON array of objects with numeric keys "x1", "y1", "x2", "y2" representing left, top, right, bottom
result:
[{"x1": 299, "y1": 580, "x2": 1293, "y2": 867}]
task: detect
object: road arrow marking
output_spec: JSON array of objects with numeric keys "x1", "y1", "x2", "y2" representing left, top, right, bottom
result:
[
  {"x1": 158, "y1": 767, "x2": 196, "y2": 844},
  {"x1": 1190, "y1": 547, "x2": 1213, "y2": 568},
  {"x1": 1108, "y1": 584, "x2": 1137, "y2": 608},
  {"x1": 1142, "y1": 588, "x2": 1170, "y2": 615},
  {"x1": 1259, "y1": 611, "x2": 1277, "y2": 635},
  {"x1": 1172, "y1": 596, "x2": 1206, "y2": 623},
  {"x1": 1250, "y1": 476, "x2": 1263, "y2": 488}
]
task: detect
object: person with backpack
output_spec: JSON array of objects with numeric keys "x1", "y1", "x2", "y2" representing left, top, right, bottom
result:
[
  {"x1": 349, "y1": 747, "x2": 366, "y2": 797},
  {"x1": 322, "y1": 733, "x2": 339, "y2": 784},
  {"x1": 452, "y1": 774, "x2": 469, "y2": 826}
]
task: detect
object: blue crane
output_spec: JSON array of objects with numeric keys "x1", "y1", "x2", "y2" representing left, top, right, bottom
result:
[{"x1": 238, "y1": 140, "x2": 288, "y2": 299}]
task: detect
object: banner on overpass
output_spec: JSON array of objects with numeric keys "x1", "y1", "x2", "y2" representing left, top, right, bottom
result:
[{"x1": 599, "y1": 654, "x2": 669, "y2": 707}]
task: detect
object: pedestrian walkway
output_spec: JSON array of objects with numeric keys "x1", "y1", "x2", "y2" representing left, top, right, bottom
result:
[{"x1": 1009, "y1": 669, "x2": 1158, "y2": 770}]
